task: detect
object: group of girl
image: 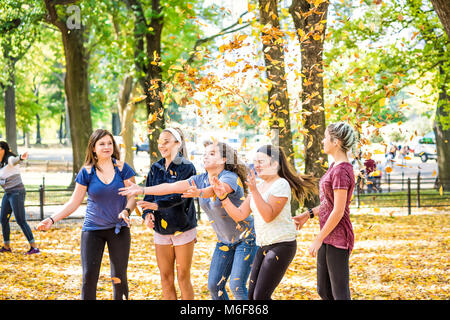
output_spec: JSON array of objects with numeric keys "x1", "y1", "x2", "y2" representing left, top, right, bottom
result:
[{"x1": 30, "y1": 121, "x2": 356, "y2": 301}]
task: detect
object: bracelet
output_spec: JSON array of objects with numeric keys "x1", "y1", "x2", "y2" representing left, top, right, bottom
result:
[
  {"x1": 49, "y1": 217, "x2": 55, "y2": 225},
  {"x1": 219, "y1": 193, "x2": 228, "y2": 201},
  {"x1": 307, "y1": 208, "x2": 314, "y2": 219}
]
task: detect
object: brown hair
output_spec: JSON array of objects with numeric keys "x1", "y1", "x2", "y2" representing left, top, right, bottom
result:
[
  {"x1": 84, "y1": 129, "x2": 120, "y2": 172},
  {"x1": 256, "y1": 145, "x2": 318, "y2": 204},
  {"x1": 207, "y1": 141, "x2": 249, "y2": 196}
]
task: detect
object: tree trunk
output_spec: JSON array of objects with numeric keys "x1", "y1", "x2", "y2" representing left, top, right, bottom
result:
[
  {"x1": 4, "y1": 59, "x2": 17, "y2": 154},
  {"x1": 259, "y1": 0, "x2": 298, "y2": 214},
  {"x1": 62, "y1": 28, "x2": 92, "y2": 182},
  {"x1": 118, "y1": 75, "x2": 136, "y2": 169},
  {"x1": 429, "y1": 1, "x2": 450, "y2": 190},
  {"x1": 430, "y1": 0, "x2": 450, "y2": 38},
  {"x1": 433, "y1": 65, "x2": 450, "y2": 191},
  {"x1": 35, "y1": 114, "x2": 42, "y2": 144},
  {"x1": 290, "y1": 0, "x2": 328, "y2": 208},
  {"x1": 124, "y1": 0, "x2": 165, "y2": 165},
  {"x1": 44, "y1": 0, "x2": 93, "y2": 183}
]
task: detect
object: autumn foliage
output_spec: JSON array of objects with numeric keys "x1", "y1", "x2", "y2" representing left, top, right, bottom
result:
[{"x1": 0, "y1": 211, "x2": 448, "y2": 300}]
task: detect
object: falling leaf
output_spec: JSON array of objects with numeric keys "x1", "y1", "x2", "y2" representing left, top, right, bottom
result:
[
  {"x1": 161, "y1": 219, "x2": 168, "y2": 229},
  {"x1": 219, "y1": 245, "x2": 229, "y2": 252},
  {"x1": 244, "y1": 254, "x2": 251, "y2": 261},
  {"x1": 439, "y1": 185, "x2": 443, "y2": 196},
  {"x1": 385, "y1": 167, "x2": 392, "y2": 173},
  {"x1": 111, "y1": 277, "x2": 121, "y2": 284}
]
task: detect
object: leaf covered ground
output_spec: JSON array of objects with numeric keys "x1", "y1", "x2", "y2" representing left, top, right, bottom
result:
[{"x1": 0, "y1": 211, "x2": 448, "y2": 300}]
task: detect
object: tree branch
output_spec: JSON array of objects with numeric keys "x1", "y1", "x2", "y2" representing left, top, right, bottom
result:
[{"x1": 187, "y1": 11, "x2": 250, "y2": 64}]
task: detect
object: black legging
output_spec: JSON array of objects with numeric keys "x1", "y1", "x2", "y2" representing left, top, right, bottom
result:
[
  {"x1": 317, "y1": 243, "x2": 351, "y2": 300},
  {"x1": 248, "y1": 240, "x2": 296, "y2": 300},
  {"x1": 80, "y1": 227, "x2": 130, "y2": 300}
]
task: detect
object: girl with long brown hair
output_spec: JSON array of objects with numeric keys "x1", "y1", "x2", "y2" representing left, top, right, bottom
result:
[
  {"x1": 37, "y1": 129, "x2": 136, "y2": 300},
  {"x1": 211, "y1": 144, "x2": 317, "y2": 300}
]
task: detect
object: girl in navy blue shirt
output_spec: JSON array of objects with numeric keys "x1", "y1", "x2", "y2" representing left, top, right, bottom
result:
[
  {"x1": 37, "y1": 129, "x2": 136, "y2": 300},
  {"x1": 138, "y1": 127, "x2": 197, "y2": 300}
]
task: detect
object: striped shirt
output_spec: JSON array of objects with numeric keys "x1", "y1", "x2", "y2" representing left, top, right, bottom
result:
[{"x1": 0, "y1": 156, "x2": 25, "y2": 192}]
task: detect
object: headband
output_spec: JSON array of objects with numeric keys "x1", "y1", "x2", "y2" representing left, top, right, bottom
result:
[{"x1": 164, "y1": 128, "x2": 182, "y2": 143}]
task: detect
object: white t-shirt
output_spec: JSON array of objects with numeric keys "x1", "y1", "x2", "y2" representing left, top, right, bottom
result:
[{"x1": 250, "y1": 178, "x2": 297, "y2": 246}]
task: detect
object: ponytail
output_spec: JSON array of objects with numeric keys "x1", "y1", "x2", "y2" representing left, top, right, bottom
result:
[{"x1": 256, "y1": 145, "x2": 318, "y2": 204}]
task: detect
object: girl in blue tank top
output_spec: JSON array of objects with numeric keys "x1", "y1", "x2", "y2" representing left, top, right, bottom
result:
[{"x1": 37, "y1": 129, "x2": 136, "y2": 300}]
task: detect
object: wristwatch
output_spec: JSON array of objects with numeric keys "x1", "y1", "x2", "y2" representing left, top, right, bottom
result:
[{"x1": 307, "y1": 208, "x2": 314, "y2": 219}]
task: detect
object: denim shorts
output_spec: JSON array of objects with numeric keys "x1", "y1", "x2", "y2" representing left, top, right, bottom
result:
[{"x1": 153, "y1": 227, "x2": 197, "y2": 246}]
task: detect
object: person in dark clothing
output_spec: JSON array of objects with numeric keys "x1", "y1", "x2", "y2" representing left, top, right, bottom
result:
[
  {"x1": 364, "y1": 154, "x2": 376, "y2": 193},
  {"x1": 0, "y1": 141, "x2": 39, "y2": 254},
  {"x1": 138, "y1": 128, "x2": 197, "y2": 300}
]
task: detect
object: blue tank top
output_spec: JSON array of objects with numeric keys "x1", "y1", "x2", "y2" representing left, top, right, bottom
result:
[{"x1": 75, "y1": 160, "x2": 135, "y2": 233}]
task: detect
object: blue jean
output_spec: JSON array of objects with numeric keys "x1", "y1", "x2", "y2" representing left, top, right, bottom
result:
[
  {"x1": 208, "y1": 236, "x2": 257, "y2": 300},
  {"x1": 1, "y1": 189, "x2": 35, "y2": 245}
]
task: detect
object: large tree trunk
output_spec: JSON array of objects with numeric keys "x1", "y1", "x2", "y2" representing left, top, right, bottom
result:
[
  {"x1": 4, "y1": 58, "x2": 17, "y2": 154},
  {"x1": 44, "y1": 0, "x2": 93, "y2": 183},
  {"x1": 290, "y1": 0, "x2": 328, "y2": 208},
  {"x1": 430, "y1": 0, "x2": 450, "y2": 191},
  {"x1": 259, "y1": 0, "x2": 298, "y2": 214},
  {"x1": 433, "y1": 65, "x2": 450, "y2": 191},
  {"x1": 62, "y1": 27, "x2": 92, "y2": 182},
  {"x1": 125, "y1": 0, "x2": 165, "y2": 165},
  {"x1": 118, "y1": 75, "x2": 136, "y2": 169},
  {"x1": 430, "y1": 0, "x2": 450, "y2": 38}
]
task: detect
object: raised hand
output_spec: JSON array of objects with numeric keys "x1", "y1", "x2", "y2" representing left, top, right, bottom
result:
[
  {"x1": 182, "y1": 180, "x2": 201, "y2": 198},
  {"x1": 118, "y1": 181, "x2": 143, "y2": 197},
  {"x1": 245, "y1": 169, "x2": 257, "y2": 193},
  {"x1": 210, "y1": 176, "x2": 227, "y2": 199}
]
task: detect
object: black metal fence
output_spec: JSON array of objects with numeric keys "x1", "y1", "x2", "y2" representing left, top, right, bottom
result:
[
  {"x1": 0, "y1": 174, "x2": 448, "y2": 222},
  {"x1": 352, "y1": 173, "x2": 450, "y2": 214},
  {"x1": 0, "y1": 184, "x2": 203, "y2": 222}
]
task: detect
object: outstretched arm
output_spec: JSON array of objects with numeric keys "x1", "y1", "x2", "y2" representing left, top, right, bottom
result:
[
  {"x1": 118, "y1": 179, "x2": 191, "y2": 197},
  {"x1": 36, "y1": 183, "x2": 87, "y2": 230}
]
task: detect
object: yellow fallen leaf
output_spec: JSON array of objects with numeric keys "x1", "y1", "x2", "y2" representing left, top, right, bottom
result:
[
  {"x1": 439, "y1": 185, "x2": 443, "y2": 196},
  {"x1": 219, "y1": 245, "x2": 229, "y2": 252},
  {"x1": 161, "y1": 219, "x2": 168, "y2": 229}
]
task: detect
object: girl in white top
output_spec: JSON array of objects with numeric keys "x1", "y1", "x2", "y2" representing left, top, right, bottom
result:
[{"x1": 211, "y1": 145, "x2": 317, "y2": 300}]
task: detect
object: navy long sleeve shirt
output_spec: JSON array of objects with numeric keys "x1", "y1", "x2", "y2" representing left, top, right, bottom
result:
[{"x1": 142, "y1": 154, "x2": 197, "y2": 235}]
